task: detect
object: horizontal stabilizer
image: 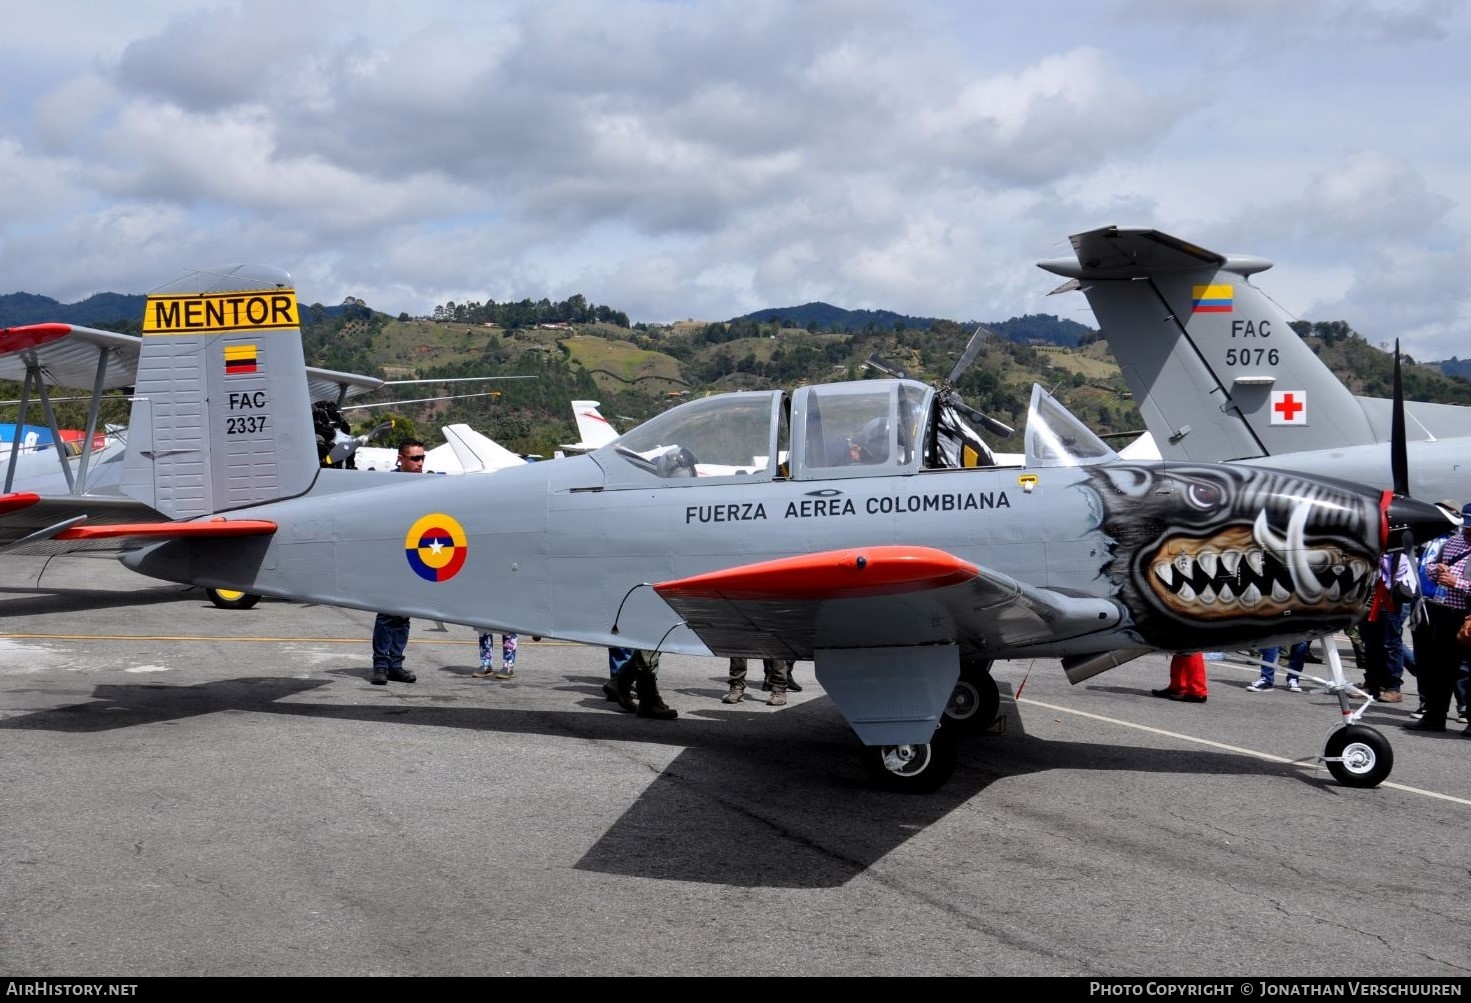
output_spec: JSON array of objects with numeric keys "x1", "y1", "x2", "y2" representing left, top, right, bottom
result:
[{"x1": 54, "y1": 518, "x2": 276, "y2": 541}]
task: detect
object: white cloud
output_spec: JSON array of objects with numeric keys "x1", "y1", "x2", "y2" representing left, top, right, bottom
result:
[{"x1": 1, "y1": 0, "x2": 1468, "y2": 361}]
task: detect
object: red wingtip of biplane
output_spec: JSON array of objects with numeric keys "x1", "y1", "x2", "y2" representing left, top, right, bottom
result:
[{"x1": 0, "y1": 492, "x2": 42, "y2": 516}]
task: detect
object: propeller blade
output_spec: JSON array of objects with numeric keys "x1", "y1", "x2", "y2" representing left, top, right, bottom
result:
[
  {"x1": 948, "y1": 395, "x2": 1015, "y2": 438},
  {"x1": 1391, "y1": 339, "x2": 1409, "y2": 496},
  {"x1": 864, "y1": 354, "x2": 907, "y2": 379},
  {"x1": 364, "y1": 420, "x2": 395, "y2": 443},
  {"x1": 947, "y1": 325, "x2": 994, "y2": 385}
]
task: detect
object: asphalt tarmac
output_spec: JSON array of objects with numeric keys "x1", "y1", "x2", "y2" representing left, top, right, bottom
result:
[{"x1": 2, "y1": 556, "x2": 1468, "y2": 977}]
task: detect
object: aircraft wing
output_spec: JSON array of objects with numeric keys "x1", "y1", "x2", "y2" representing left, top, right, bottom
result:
[
  {"x1": 653, "y1": 546, "x2": 1123, "y2": 661},
  {"x1": 1, "y1": 323, "x2": 383, "y2": 403},
  {"x1": 303, "y1": 365, "x2": 385, "y2": 404},
  {"x1": 0, "y1": 323, "x2": 142, "y2": 390}
]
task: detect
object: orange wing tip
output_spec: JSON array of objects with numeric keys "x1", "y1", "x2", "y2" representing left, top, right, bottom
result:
[
  {"x1": 54, "y1": 520, "x2": 278, "y2": 541},
  {"x1": 654, "y1": 546, "x2": 979, "y2": 601},
  {"x1": 0, "y1": 493, "x2": 42, "y2": 515}
]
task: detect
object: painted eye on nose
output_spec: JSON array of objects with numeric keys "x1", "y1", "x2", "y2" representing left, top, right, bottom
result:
[{"x1": 1186, "y1": 482, "x2": 1223, "y2": 508}]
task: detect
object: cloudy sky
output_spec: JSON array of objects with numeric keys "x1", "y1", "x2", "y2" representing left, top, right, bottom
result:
[{"x1": 2, "y1": 0, "x2": 1468, "y2": 361}]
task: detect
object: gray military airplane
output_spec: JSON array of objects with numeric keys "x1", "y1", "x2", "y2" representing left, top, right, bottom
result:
[
  {"x1": 0, "y1": 265, "x2": 1457, "y2": 792},
  {"x1": 1037, "y1": 226, "x2": 1471, "y2": 503}
]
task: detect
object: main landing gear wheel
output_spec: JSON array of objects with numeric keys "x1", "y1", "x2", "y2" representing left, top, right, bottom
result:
[
  {"x1": 943, "y1": 660, "x2": 999, "y2": 734},
  {"x1": 1323, "y1": 724, "x2": 1393, "y2": 788},
  {"x1": 860, "y1": 728, "x2": 956, "y2": 794},
  {"x1": 206, "y1": 588, "x2": 261, "y2": 610}
]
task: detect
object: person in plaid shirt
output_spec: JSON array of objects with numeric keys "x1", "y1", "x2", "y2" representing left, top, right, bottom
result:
[{"x1": 1405, "y1": 501, "x2": 1471, "y2": 735}]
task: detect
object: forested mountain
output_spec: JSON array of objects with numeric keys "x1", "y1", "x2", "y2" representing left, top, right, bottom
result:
[
  {"x1": 1441, "y1": 357, "x2": 1471, "y2": 381},
  {"x1": 733, "y1": 302, "x2": 1095, "y2": 346},
  {"x1": 0, "y1": 291, "x2": 147, "y2": 328},
  {"x1": 4, "y1": 286, "x2": 1468, "y2": 463}
]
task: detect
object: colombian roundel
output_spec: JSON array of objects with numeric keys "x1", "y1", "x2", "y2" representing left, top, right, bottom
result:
[{"x1": 404, "y1": 513, "x2": 468, "y2": 582}]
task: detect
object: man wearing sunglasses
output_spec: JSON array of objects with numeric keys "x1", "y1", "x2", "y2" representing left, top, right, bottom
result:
[{"x1": 371, "y1": 440, "x2": 427, "y2": 685}]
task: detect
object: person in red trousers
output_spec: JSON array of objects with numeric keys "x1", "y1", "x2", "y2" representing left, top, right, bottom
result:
[{"x1": 1152, "y1": 652, "x2": 1208, "y2": 703}]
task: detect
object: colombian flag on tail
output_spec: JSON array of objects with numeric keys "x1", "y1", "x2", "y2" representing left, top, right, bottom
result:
[
  {"x1": 1191, "y1": 284, "x2": 1233, "y2": 314},
  {"x1": 224, "y1": 343, "x2": 259, "y2": 375}
]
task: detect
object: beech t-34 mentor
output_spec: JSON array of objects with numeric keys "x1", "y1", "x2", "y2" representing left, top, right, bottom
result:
[{"x1": 0, "y1": 265, "x2": 1457, "y2": 792}]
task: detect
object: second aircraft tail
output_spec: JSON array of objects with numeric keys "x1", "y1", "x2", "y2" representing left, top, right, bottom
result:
[{"x1": 1038, "y1": 226, "x2": 1378, "y2": 463}]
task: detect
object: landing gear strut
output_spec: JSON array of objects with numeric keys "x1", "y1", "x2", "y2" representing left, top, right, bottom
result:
[{"x1": 1312, "y1": 636, "x2": 1394, "y2": 788}]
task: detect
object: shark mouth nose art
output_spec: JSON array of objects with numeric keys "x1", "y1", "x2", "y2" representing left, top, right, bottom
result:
[{"x1": 1147, "y1": 517, "x2": 1372, "y2": 620}]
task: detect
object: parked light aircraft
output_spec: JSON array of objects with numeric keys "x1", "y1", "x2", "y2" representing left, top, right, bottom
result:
[
  {"x1": 1037, "y1": 226, "x2": 1471, "y2": 503},
  {"x1": 0, "y1": 266, "x2": 1457, "y2": 792},
  {"x1": 0, "y1": 422, "x2": 125, "y2": 494}
]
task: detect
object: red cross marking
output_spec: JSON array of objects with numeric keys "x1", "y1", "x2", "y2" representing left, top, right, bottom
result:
[{"x1": 1275, "y1": 393, "x2": 1304, "y2": 422}]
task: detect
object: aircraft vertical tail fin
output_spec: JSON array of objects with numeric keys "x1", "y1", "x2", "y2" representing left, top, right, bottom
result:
[
  {"x1": 1038, "y1": 226, "x2": 1375, "y2": 462},
  {"x1": 121, "y1": 266, "x2": 319, "y2": 518},
  {"x1": 570, "y1": 400, "x2": 619, "y2": 449},
  {"x1": 441, "y1": 423, "x2": 527, "y2": 473}
]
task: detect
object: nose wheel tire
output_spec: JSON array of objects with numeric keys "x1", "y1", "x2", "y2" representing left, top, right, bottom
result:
[
  {"x1": 206, "y1": 588, "x2": 262, "y2": 610},
  {"x1": 943, "y1": 660, "x2": 999, "y2": 734},
  {"x1": 860, "y1": 728, "x2": 956, "y2": 793},
  {"x1": 1323, "y1": 724, "x2": 1393, "y2": 788}
]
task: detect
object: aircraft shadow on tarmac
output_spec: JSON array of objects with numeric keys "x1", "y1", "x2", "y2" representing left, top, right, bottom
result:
[
  {"x1": 0, "y1": 583, "x2": 211, "y2": 615},
  {"x1": 0, "y1": 671, "x2": 1340, "y2": 889}
]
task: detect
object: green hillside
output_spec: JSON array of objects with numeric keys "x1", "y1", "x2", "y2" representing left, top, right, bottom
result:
[
  {"x1": 332, "y1": 311, "x2": 1471, "y2": 460},
  {"x1": 5, "y1": 293, "x2": 1468, "y2": 463}
]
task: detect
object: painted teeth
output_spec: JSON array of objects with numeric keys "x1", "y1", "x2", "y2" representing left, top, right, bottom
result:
[
  {"x1": 1221, "y1": 551, "x2": 1242, "y2": 576},
  {"x1": 1198, "y1": 552, "x2": 1218, "y2": 577},
  {"x1": 1242, "y1": 583, "x2": 1262, "y2": 606},
  {"x1": 1154, "y1": 563, "x2": 1175, "y2": 587},
  {"x1": 1271, "y1": 580, "x2": 1292, "y2": 603},
  {"x1": 1219, "y1": 582, "x2": 1235, "y2": 602},
  {"x1": 1246, "y1": 551, "x2": 1265, "y2": 575}
]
